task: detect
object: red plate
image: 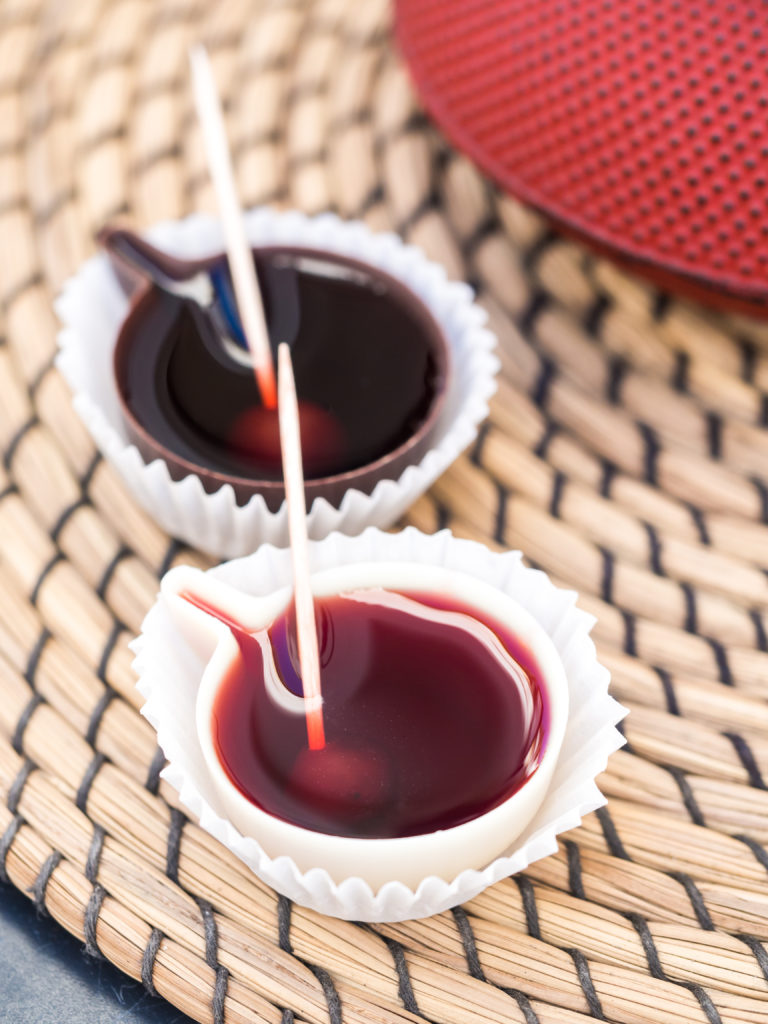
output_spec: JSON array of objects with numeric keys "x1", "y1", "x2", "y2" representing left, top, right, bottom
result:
[{"x1": 396, "y1": 0, "x2": 768, "y2": 312}]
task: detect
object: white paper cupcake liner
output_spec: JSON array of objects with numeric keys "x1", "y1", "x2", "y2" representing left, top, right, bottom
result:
[
  {"x1": 55, "y1": 209, "x2": 499, "y2": 558},
  {"x1": 133, "y1": 526, "x2": 626, "y2": 922}
]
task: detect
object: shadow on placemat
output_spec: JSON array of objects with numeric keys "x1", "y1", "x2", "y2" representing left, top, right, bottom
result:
[{"x1": 0, "y1": 882, "x2": 193, "y2": 1024}]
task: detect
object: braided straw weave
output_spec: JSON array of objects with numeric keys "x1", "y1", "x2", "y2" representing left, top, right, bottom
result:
[{"x1": 1, "y1": 0, "x2": 768, "y2": 1020}]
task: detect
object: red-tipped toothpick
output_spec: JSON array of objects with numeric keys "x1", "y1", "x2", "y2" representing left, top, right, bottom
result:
[
  {"x1": 189, "y1": 44, "x2": 277, "y2": 410},
  {"x1": 277, "y1": 343, "x2": 325, "y2": 750}
]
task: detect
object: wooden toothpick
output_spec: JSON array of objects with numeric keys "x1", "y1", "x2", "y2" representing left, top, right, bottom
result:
[
  {"x1": 277, "y1": 343, "x2": 325, "y2": 750},
  {"x1": 189, "y1": 44, "x2": 278, "y2": 409}
]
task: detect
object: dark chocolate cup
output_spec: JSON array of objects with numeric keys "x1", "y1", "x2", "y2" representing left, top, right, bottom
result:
[{"x1": 112, "y1": 246, "x2": 450, "y2": 512}]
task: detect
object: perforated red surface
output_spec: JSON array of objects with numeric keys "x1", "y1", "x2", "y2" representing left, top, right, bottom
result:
[{"x1": 396, "y1": 0, "x2": 768, "y2": 309}]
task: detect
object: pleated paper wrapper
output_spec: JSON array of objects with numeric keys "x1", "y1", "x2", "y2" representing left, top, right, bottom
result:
[
  {"x1": 56, "y1": 209, "x2": 499, "y2": 558},
  {"x1": 133, "y1": 527, "x2": 627, "y2": 922}
]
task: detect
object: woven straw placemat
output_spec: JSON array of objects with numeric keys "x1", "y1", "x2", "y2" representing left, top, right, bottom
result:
[{"x1": 1, "y1": 1, "x2": 767, "y2": 1021}]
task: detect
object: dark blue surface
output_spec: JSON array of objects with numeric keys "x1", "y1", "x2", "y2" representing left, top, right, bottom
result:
[{"x1": 0, "y1": 881, "x2": 194, "y2": 1023}]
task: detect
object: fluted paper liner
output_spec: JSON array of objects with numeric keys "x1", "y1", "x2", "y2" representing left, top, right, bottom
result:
[
  {"x1": 133, "y1": 527, "x2": 626, "y2": 922},
  {"x1": 55, "y1": 209, "x2": 499, "y2": 558}
]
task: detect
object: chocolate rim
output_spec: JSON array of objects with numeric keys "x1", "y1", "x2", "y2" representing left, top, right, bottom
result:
[{"x1": 112, "y1": 244, "x2": 451, "y2": 510}]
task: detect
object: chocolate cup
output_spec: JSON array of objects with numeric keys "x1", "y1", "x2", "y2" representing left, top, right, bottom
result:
[{"x1": 112, "y1": 245, "x2": 450, "y2": 513}]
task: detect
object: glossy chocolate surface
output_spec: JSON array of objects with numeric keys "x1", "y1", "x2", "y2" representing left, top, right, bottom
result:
[{"x1": 113, "y1": 246, "x2": 449, "y2": 509}]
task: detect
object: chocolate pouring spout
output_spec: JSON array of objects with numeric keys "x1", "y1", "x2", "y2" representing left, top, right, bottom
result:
[
  {"x1": 161, "y1": 565, "x2": 306, "y2": 715},
  {"x1": 99, "y1": 226, "x2": 301, "y2": 369},
  {"x1": 99, "y1": 226, "x2": 214, "y2": 304}
]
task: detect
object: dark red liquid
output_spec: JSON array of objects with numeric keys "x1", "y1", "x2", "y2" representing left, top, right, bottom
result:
[
  {"x1": 119, "y1": 248, "x2": 442, "y2": 483},
  {"x1": 209, "y1": 591, "x2": 548, "y2": 839}
]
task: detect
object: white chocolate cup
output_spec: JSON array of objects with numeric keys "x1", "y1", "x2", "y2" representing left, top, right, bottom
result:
[{"x1": 161, "y1": 561, "x2": 569, "y2": 890}]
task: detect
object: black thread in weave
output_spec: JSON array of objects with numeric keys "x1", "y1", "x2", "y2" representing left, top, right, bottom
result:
[
  {"x1": 7, "y1": 758, "x2": 36, "y2": 815},
  {"x1": 706, "y1": 638, "x2": 734, "y2": 687},
  {"x1": 706, "y1": 411, "x2": 723, "y2": 460},
  {"x1": 687, "y1": 504, "x2": 711, "y2": 545},
  {"x1": 752, "y1": 476, "x2": 768, "y2": 524},
  {"x1": 723, "y1": 732, "x2": 767, "y2": 790},
  {"x1": 680, "y1": 583, "x2": 697, "y2": 633},
  {"x1": 145, "y1": 745, "x2": 166, "y2": 796},
  {"x1": 11, "y1": 693, "x2": 43, "y2": 755},
  {"x1": 738, "y1": 337, "x2": 757, "y2": 384},
  {"x1": 737, "y1": 935, "x2": 768, "y2": 984},
  {"x1": 434, "y1": 500, "x2": 451, "y2": 532},
  {"x1": 564, "y1": 840, "x2": 587, "y2": 899},
  {"x1": 549, "y1": 470, "x2": 566, "y2": 519},
  {"x1": 280, "y1": 1010, "x2": 296, "y2": 1024},
  {"x1": 28, "y1": 354, "x2": 57, "y2": 401},
  {"x1": 760, "y1": 393, "x2": 768, "y2": 429},
  {"x1": 493, "y1": 481, "x2": 509, "y2": 546},
  {"x1": 599, "y1": 459, "x2": 617, "y2": 498},
  {"x1": 277, "y1": 894, "x2": 294, "y2": 954},
  {"x1": 2, "y1": 269, "x2": 44, "y2": 310},
  {"x1": 29, "y1": 552, "x2": 64, "y2": 606},
  {"x1": 195, "y1": 896, "x2": 221, "y2": 969},
  {"x1": 462, "y1": 215, "x2": 499, "y2": 257},
  {"x1": 638, "y1": 422, "x2": 660, "y2": 485},
  {"x1": 749, "y1": 609, "x2": 768, "y2": 652},
  {"x1": 566, "y1": 948, "x2": 604, "y2": 1019},
  {"x1": 381, "y1": 936, "x2": 420, "y2": 1014},
  {"x1": 129, "y1": 143, "x2": 183, "y2": 178},
  {"x1": 165, "y1": 807, "x2": 186, "y2": 885},
  {"x1": 29, "y1": 850, "x2": 62, "y2": 915},
  {"x1": 734, "y1": 834, "x2": 768, "y2": 876},
  {"x1": 598, "y1": 547, "x2": 614, "y2": 605},
  {"x1": 654, "y1": 666, "x2": 681, "y2": 716},
  {"x1": 669, "y1": 871, "x2": 715, "y2": 931},
  {"x1": 305, "y1": 963, "x2": 342, "y2": 1024},
  {"x1": 626, "y1": 912, "x2": 664, "y2": 979},
  {"x1": 665, "y1": 765, "x2": 706, "y2": 826},
  {"x1": 271, "y1": 806, "x2": 344, "y2": 1022},
  {"x1": 80, "y1": 450, "x2": 103, "y2": 494},
  {"x1": 354, "y1": 182, "x2": 385, "y2": 218},
  {"x1": 643, "y1": 521, "x2": 664, "y2": 575},
  {"x1": 583, "y1": 293, "x2": 610, "y2": 336},
  {"x1": 97, "y1": 620, "x2": 123, "y2": 685},
  {"x1": 75, "y1": 752, "x2": 106, "y2": 814},
  {"x1": 595, "y1": 806, "x2": 631, "y2": 860},
  {"x1": 651, "y1": 292, "x2": 670, "y2": 322},
  {"x1": 396, "y1": 189, "x2": 439, "y2": 237},
  {"x1": 32, "y1": 188, "x2": 77, "y2": 232},
  {"x1": 85, "y1": 824, "x2": 105, "y2": 885},
  {"x1": 158, "y1": 537, "x2": 184, "y2": 578},
  {"x1": 606, "y1": 356, "x2": 628, "y2": 404},
  {"x1": 503, "y1": 989, "x2": 541, "y2": 1024},
  {"x1": 522, "y1": 232, "x2": 558, "y2": 275},
  {"x1": 451, "y1": 906, "x2": 486, "y2": 981},
  {"x1": 76, "y1": 124, "x2": 127, "y2": 157},
  {"x1": 50, "y1": 497, "x2": 88, "y2": 545},
  {"x1": 85, "y1": 687, "x2": 116, "y2": 748},
  {"x1": 211, "y1": 965, "x2": 230, "y2": 1024},
  {"x1": 534, "y1": 420, "x2": 558, "y2": 460},
  {"x1": 96, "y1": 546, "x2": 131, "y2": 600},
  {"x1": 513, "y1": 875, "x2": 542, "y2": 939},
  {"x1": 0, "y1": 483, "x2": 17, "y2": 502},
  {"x1": 626, "y1": 913, "x2": 724, "y2": 1024},
  {"x1": 83, "y1": 882, "x2": 106, "y2": 958},
  {"x1": 3, "y1": 414, "x2": 40, "y2": 471},
  {"x1": 470, "y1": 421, "x2": 491, "y2": 467},
  {"x1": 0, "y1": 814, "x2": 23, "y2": 883},
  {"x1": 621, "y1": 610, "x2": 637, "y2": 656},
  {"x1": 531, "y1": 356, "x2": 556, "y2": 410},
  {"x1": 141, "y1": 927, "x2": 164, "y2": 996},
  {"x1": 672, "y1": 350, "x2": 690, "y2": 392}
]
